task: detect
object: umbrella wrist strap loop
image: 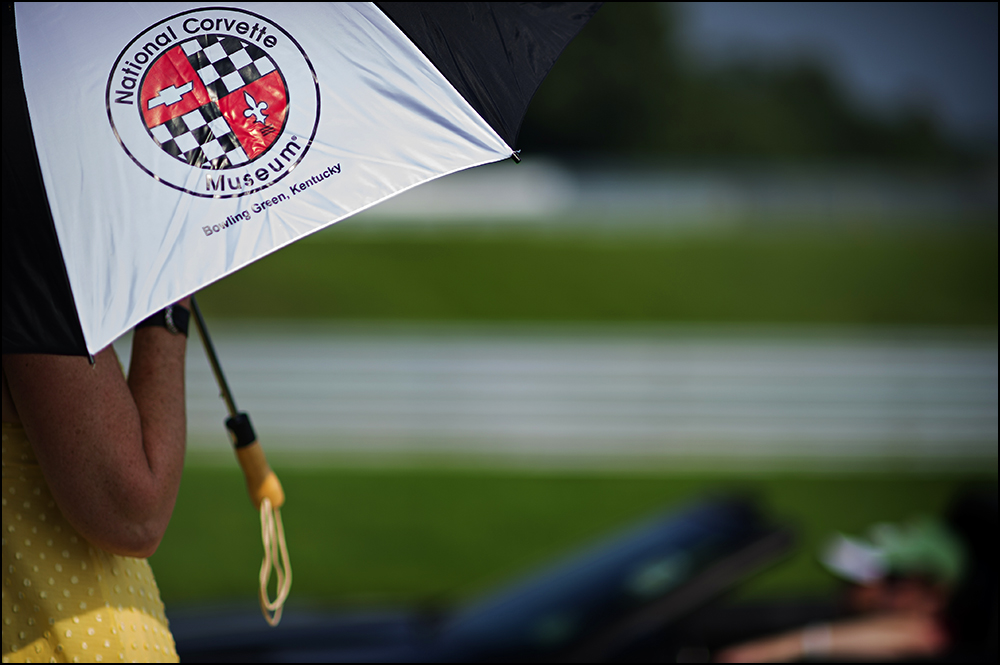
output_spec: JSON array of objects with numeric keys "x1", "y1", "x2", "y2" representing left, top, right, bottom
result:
[{"x1": 259, "y1": 496, "x2": 292, "y2": 626}]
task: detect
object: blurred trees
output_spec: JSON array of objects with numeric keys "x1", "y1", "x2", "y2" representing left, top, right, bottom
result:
[{"x1": 518, "y1": 3, "x2": 971, "y2": 165}]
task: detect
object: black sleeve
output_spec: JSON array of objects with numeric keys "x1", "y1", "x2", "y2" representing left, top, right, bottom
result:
[{"x1": 2, "y1": 3, "x2": 88, "y2": 356}]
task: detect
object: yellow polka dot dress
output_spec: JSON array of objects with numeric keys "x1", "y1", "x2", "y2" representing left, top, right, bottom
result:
[{"x1": 2, "y1": 423, "x2": 178, "y2": 662}]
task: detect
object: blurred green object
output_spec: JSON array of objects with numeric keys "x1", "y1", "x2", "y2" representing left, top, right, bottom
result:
[
  {"x1": 873, "y1": 517, "x2": 965, "y2": 583},
  {"x1": 150, "y1": 463, "x2": 994, "y2": 606},
  {"x1": 822, "y1": 516, "x2": 966, "y2": 585},
  {"x1": 198, "y1": 226, "x2": 998, "y2": 326}
]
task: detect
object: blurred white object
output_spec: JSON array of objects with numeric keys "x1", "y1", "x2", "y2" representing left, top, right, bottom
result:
[{"x1": 821, "y1": 534, "x2": 888, "y2": 583}]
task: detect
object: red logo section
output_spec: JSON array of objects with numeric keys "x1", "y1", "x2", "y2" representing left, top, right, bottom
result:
[
  {"x1": 140, "y1": 46, "x2": 211, "y2": 128},
  {"x1": 217, "y1": 71, "x2": 288, "y2": 161}
]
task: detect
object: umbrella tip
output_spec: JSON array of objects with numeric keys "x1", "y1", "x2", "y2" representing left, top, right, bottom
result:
[{"x1": 511, "y1": 151, "x2": 521, "y2": 164}]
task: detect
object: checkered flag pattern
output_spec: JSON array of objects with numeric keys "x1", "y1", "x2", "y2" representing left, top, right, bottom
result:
[
  {"x1": 149, "y1": 103, "x2": 250, "y2": 169},
  {"x1": 182, "y1": 35, "x2": 277, "y2": 101}
]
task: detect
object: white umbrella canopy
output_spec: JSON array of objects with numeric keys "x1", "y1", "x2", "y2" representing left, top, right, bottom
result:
[{"x1": 3, "y1": 1, "x2": 600, "y2": 357}]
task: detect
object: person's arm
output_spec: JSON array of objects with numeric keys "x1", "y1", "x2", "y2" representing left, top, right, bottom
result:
[
  {"x1": 714, "y1": 611, "x2": 948, "y2": 663},
  {"x1": 1, "y1": 300, "x2": 190, "y2": 558}
]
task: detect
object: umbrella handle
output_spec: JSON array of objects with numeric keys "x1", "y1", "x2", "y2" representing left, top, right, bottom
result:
[
  {"x1": 190, "y1": 296, "x2": 291, "y2": 625},
  {"x1": 226, "y1": 413, "x2": 285, "y2": 510},
  {"x1": 224, "y1": 412, "x2": 290, "y2": 625},
  {"x1": 232, "y1": 422, "x2": 291, "y2": 627},
  {"x1": 237, "y1": 442, "x2": 286, "y2": 508}
]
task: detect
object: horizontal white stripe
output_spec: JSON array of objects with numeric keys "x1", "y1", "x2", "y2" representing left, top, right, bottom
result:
[{"x1": 115, "y1": 327, "x2": 998, "y2": 458}]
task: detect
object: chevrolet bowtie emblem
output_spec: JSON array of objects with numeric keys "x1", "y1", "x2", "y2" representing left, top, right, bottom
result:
[{"x1": 147, "y1": 81, "x2": 194, "y2": 109}]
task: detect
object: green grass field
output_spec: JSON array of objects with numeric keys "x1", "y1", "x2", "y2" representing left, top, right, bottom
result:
[
  {"x1": 151, "y1": 464, "x2": 995, "y2": 608},
  {"x1": 197, "y1": 224, "x2": 997, "y2": 325}
]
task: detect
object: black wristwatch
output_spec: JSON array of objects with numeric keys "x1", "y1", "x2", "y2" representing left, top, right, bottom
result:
[{"x1": 136, "y1": 304, "x2": 190, "y2": 336}]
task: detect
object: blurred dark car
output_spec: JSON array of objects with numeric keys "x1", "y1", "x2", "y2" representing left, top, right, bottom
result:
[
  {"x1": 170, "y1": 496, "x2": 796, "y2": 662},
  {"x1": 171, "y1": 488, "x2": 997, "y2": 662}
]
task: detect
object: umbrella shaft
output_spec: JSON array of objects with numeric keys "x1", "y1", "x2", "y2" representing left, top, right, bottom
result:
[{"x1": 189, "y1": 296, "x2": 239, "y2": 417}]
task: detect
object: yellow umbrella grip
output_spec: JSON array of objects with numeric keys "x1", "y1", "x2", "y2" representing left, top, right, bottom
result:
[
  {"x1": 235, "y1": 441, "x2": 285, "y2": 510},
  {"x1": 225, "y1": 412, "x2": 285, "y2": 510}
]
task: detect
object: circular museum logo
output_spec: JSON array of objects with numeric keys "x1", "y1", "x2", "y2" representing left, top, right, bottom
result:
[{"x1": 106, "y1": 7, "x2": 320, "y2": 198}]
